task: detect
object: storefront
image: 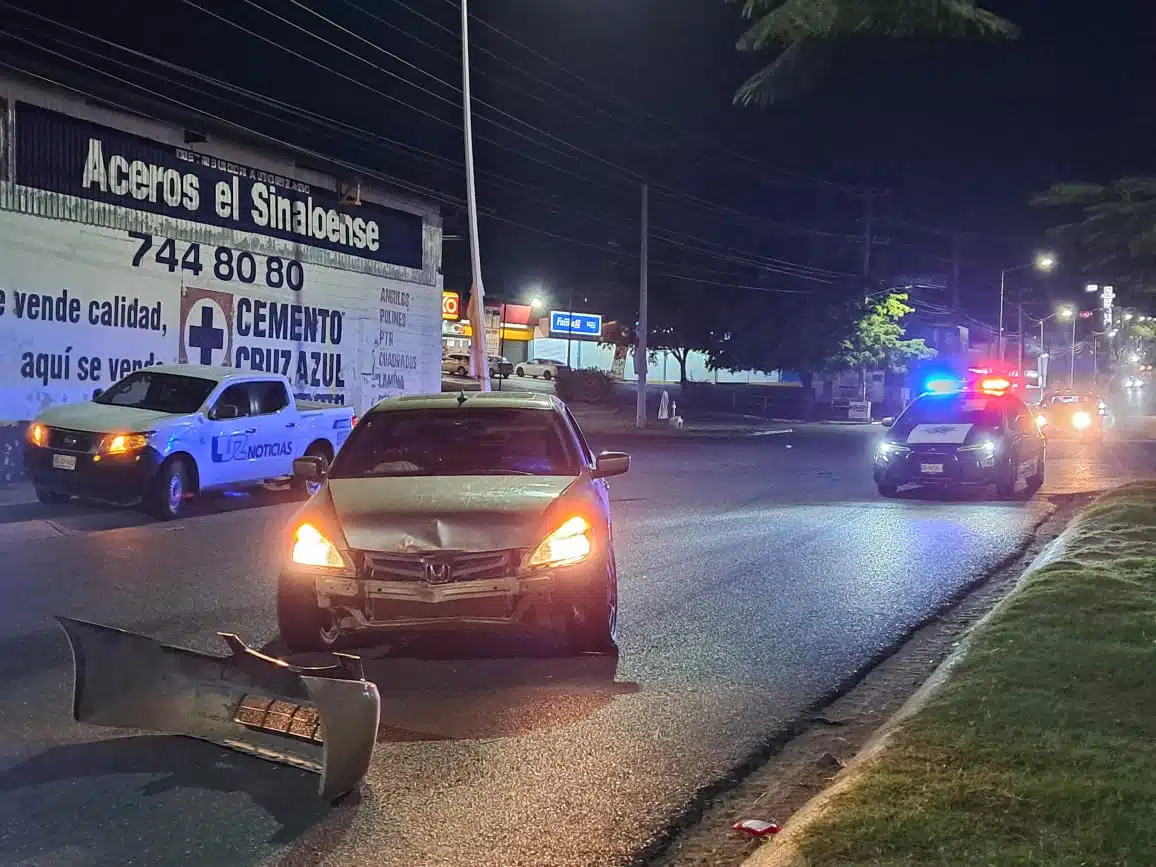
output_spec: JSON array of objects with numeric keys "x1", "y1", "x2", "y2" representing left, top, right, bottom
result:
[{"x1": 440, "y1": 295, "x2": 534, "y2": 363}]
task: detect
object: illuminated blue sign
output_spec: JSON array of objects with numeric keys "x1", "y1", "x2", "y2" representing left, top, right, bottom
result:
[{"x1": 549, "y1": 310, "x2": 602, "y2": 338}]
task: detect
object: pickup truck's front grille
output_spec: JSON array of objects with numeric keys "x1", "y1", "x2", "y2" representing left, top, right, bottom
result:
[
  {"x1": 47, "y1": 428, "x2": 99, "y2": 453},
  {"x1": 362, "y1": 549, "x2": 518, "y2": 584}
]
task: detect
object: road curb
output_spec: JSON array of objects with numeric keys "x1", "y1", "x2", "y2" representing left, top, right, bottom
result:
[{"x1": 740, "y1": 525, "x2": 1075, "y2": 867}]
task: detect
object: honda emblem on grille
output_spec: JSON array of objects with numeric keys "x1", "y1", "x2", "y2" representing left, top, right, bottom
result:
[
  {"x1": 64, "y1": 436, "x2": 77, "y2": 448},
  {"x1": 423, "y1": 560, "x2": 452, "y2": 584}
]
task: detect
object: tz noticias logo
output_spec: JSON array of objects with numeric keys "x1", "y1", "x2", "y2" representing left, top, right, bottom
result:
[{"x1": 179, "y1": 286, "x2": 234, "y2": 366}]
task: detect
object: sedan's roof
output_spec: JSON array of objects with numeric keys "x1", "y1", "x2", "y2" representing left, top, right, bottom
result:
[{"x1": 367, "y1": 390, "x2": 559, "y2": 415}]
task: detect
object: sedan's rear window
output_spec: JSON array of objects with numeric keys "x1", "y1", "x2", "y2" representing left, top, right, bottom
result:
[{"x1": 329, "y1": 407, "x2": 580, "y2": 478}]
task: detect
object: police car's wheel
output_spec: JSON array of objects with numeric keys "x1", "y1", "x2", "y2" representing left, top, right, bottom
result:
[
  {"x1": 877, "y1": 483, "x2": 899, "y2": 498},
  {"x1": 277, "y1": 577, "x2": 339, "y2": 653},
  {"x1": 35, "y1": 488, "x2": 70, "y2": 505},
  {"x1": 996, "y1": 458, "x2": 1018, "y2": 499},
  {"x1": 1026, "y1": 456, "x2": 1045, "y2": 493},
  {"x1": 149, "y1": 458, "x2": 189, "y2": 521}
]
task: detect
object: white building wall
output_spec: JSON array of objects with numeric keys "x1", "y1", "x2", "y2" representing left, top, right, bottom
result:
[{"x1": 530, "y1": 337, "x2": 784, "y2": 384}]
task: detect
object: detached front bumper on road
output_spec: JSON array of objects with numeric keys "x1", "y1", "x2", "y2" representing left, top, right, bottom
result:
[{"x1": 25, "y1": 443, "x2": 161, "y2": 503}]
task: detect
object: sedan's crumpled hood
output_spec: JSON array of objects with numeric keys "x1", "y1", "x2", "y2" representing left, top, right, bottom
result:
[
  {"x1": 324, "y1": 475, "x2": 582, "y2": 553},
  {"x1": 36, "y1": 402, "x2": 179, "y2": 434}
]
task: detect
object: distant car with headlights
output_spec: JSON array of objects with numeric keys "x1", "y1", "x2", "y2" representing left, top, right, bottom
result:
[
  {"x1": 874, "y1": 381, "x2": 1046, "y2": 499},
  {"x1": 23, "y1": 365, "x2": 354, "y2": 520},
  {"x1": 1122, "y1": 375, "x2": 1145, "y2": 389},
  {"x1": 277, "y1": 390, "x2": 628, "y2": 655},
  {"x1": 1034, "y1": 392, "x2": 1106, "y2": 441}
]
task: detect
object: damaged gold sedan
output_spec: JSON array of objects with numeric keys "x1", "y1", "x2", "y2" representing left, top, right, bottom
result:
[{"x1": 277, "y1": 391, "x2": 629, "y2": 655}]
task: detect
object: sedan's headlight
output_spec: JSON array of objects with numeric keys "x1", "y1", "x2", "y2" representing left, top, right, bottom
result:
[
  {"x1": 1072, "y1": 411, "x2": 1092, "y2": 430},
  {"x1": 101, "y1": 433, "x2": 150, "y2": 454},
  {"x1": 291, "y1": 523, "x2": 345, "y2": 569},
  {"x1": 528, "y1": 516, "x2": 593, "y2": 568},
  {"x1": 27, "y1": 423, "x2": 47, "y2": 447},
  {"x1": 875, "y1": 441, "x2": 909, "y2": 461}
]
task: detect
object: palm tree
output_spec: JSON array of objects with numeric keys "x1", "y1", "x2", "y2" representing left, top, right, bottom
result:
[
  {"x1": 729, "y1": 0, "x2": 1019, "y2": 105},
  {"x1": 1033, "y1": 178, "x2": 1156, "y2": 291}
]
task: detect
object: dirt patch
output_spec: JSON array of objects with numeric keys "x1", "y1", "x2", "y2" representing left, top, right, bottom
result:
[{"x1": 640, "y1": 492, "x2": 1094, "y2": 867}]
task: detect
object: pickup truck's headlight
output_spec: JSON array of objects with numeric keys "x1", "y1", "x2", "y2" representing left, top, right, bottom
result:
[
  {"x1": 291, "y1": 523, "x2": 346, "y2": 569},
  {"x1": 528, "y1": 516, "x2": 593, "y2": 568},
  {"x1": 101, "y1": 433, "x2": 150, "y2": 454}
]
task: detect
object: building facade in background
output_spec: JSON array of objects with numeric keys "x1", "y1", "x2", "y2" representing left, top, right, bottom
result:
[{"x1": 0, "y1": 75, "x2": 444, "y2": 423}]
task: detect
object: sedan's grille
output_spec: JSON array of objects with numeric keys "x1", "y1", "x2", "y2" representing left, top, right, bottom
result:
[
  {"x1": 362, "y1": 550, "x2": 518, "y2": 584},
  {"x1": 47, "y1": 428, "x2": 98, "y2": 453}
]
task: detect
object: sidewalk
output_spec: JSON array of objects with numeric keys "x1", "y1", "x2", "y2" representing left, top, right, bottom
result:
[
  {"x1": 570, "y1": 406, "x2": 792, "y2": 440},
  {"x1": 746, "y1": 481, "x2": 1156, "y2": 867}
]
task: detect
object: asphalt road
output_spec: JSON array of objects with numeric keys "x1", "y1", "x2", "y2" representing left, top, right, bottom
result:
[{"x1": 0, "y1": 408, "x2": 1153, "y2": 867}]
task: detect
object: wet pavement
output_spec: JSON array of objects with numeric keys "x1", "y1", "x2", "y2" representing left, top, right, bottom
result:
[{"x1": 0, "y1": 400, "x2": 1153, "y2": 866}]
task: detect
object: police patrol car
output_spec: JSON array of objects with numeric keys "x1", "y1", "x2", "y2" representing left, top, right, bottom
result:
[
  {"x1": 873, "y1": 377, "x2": 1047, "y2": 499},
  {"x1": 24, "y1": 364, "x2": 354, "y2": 519}
]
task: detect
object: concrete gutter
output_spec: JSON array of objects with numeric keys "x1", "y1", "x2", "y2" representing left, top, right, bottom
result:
[{"x1": 741, "y1": 524, "x2": 1076, "y2": 867}]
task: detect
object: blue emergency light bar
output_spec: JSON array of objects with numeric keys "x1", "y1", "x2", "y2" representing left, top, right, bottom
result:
[{"x1": 924, "y1": 377, "x2": 961, "y2": 394}]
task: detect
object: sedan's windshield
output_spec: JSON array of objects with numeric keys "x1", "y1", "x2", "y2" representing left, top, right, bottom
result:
[
  {"x1": 330, "y1": 407, "x2": 581, "y2": 478},
  {"x1": 93, "y1": 371, "x2": 217, "y2": 414},
  {"x1": 894, "y1": 395, "x2": 1005, "y2": 433}
]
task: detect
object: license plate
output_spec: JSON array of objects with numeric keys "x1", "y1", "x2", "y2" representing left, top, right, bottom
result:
[
  {"x1": 52, "y1": 454, "x2": 77, "y2": 471},
  {"x1": 920, "y1": 463, "x2": 944, "y2": 474}
]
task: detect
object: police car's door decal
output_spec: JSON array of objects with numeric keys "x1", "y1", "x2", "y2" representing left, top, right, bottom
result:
[{"x1": 906, "y1": 423, "x2": 973, "y2": 444}]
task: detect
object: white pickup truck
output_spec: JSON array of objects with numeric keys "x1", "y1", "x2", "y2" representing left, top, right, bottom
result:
[{"x1": 23, "y1": 364, "x2": 355, "y2": 519}]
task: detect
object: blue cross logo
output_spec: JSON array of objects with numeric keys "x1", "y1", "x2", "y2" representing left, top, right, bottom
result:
[{"x1": 188, "y1": 304, "x2": 225, "y2": 365}]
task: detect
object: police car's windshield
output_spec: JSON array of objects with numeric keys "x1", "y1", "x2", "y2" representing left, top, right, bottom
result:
[
  {"x1": 329, "y1": 407, "x2": 581, "y2": 478},
  {"x1": 895, "y1": 395, "x2": 1005, "y2": 432},
  {"x1": 93, "y1": 371, "x2": 217, "y2": 414}
]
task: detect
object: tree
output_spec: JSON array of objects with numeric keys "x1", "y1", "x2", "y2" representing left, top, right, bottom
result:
[
  {"x1": 1032, "y1": 178, "x2": 1156, "y2": 295},
  {"x1": 828, "y1": 293, "x2": 936, "y2": 399},
  {"x1": 727, "y1": 0, "x2": 1018, "y2": 105}
]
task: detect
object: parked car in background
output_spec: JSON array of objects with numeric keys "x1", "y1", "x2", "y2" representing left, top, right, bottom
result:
[
  {"x1": 489, "y1": 356, "x2": 514, "y2": 379},
  {"x1": 442, "y1": 354, "x2": 472, "y2": 377},
  {"x1": 515, "y1": 358, "x2": 570, "y2": 381}
]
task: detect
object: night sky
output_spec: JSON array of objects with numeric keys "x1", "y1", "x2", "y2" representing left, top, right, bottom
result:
[{"x1": 3, "y1": 0, "x2": 1153, "y2": 320}]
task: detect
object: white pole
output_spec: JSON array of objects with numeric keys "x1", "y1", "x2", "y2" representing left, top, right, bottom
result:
[
  {"x1": 636, "y1": 184, "x2": 648, "y2": 428},
  {"x1": 998, "y1": 269, "x2": 1006, "y2": 363},
  {"x1": 461, "y1": 0, "x2": 490, "y2": 391}
]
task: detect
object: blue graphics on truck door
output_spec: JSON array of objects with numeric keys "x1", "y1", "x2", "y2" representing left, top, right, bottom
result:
[{"x1": 202, "y1": 383, "x2": 256, "y2": 488}]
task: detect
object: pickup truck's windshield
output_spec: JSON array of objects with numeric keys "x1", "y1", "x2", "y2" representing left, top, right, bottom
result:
[
  {"x1": 330, "y1": 407, "x2": 580, "y2": 478},
  {"x1": 94, "y1": 371, "x2": 217, "y2": 414}
]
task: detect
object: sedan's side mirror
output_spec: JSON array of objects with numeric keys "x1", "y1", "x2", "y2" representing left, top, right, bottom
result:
[
  {"x1": 880, "y1": 417, "x2": 895, "y2": 428},
  {"x1": 293, "y1": 456, "x2": 329, "y2": 480},
  {"x1": 594, "y1": 451, "x2": 630, "y2": 478},
  {"x1": 91, "y1": 388, "x2": 104, "y2": 400}
]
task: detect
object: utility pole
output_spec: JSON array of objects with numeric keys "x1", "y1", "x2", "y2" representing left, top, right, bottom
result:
[
  {"x1": 460, "y1": 0, "x2": 490, "y2": 391},
  {"x1": 860, "y1": 190, "x2": 874, "y2": 402},
  {"x1": 636, "y1": 184, "x2": 649, "y2": 429},
  {"x1": 1017, "y1": 301, "x2": 1025, "y2": 383},
  {"x1": 950, "y1": 232, "x2": 963, "y2": 319}
]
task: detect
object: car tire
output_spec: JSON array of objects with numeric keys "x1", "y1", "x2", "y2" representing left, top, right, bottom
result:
[
  {"x1": 291, "y1": 442, "x2": 331, "y2": 498},
  {"x1": 455, "y1": 366, "x2": 467, "y2": 377},
  {"x1": 1026, "y1": 455, "x2": 1045, "y2": 494},
  {"x1": 564, "y1": 579, "x2": 619, "y2": 656},
  {"x1": 516, "y1": 367, "x2": 525, "y2": 377},
  {"x1": 543, "y1": 370, "x2": 553, "y2": 381},
  {"x1": 35, "y1": 487, "x2": 70, "y2": 505},
  {"x1": 877, "y1": 483, "x2": 899, "y2": 498},
  {"x1": 995, "y1": 457, "x2": 1018, "y2": 500},
  {"x1": 148, "y1": 457, "x2": 190, "y2": 520},
  {"x1": 277, "y1": 575, "x2": 340, "y2": 653}
]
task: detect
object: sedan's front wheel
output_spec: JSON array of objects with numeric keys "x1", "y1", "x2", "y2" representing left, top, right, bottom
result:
[
  {"x1": 277, "y1": 575, "x2": 340, "y2": 653},
  {"x1": 564, "y1": 581, "x2": 618, "y2": 656},
  {"x1": 877, "y1": 483, "x2": 899, "y2": 498}
]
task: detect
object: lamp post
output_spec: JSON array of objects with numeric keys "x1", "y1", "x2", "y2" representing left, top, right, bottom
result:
[
  {"x1": 1032, "y1": 309, "x2": 1064, "y2": 391},
  {"x1": 1059, "y1": 306, "x2": 1077, "y2": 387},
  {"x1": 999, "y1": 252, "x2": 1057, "y2": 362}
]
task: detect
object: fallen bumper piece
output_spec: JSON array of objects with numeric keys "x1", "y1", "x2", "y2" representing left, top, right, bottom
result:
[{"x1": 56, "y1": 616, "x2": 380, "y2": 801}]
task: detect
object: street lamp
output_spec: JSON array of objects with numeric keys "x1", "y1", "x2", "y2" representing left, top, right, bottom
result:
[
  {"x1": 1059, "y1": 306, "x2": 1077, "y2": 387},
  {"x1": 1000, "y1": 252, "x2": 1057, "y2": 361}
]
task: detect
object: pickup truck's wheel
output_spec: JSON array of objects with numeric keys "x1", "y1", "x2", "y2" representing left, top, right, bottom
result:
[
  {"x1": 564, "y1": 579, "x2": 618, "y2": 656},
  {"x1": 148, "y1": 457, "x2": 190, "y2": 520},
  {"x1": 277, "y1": 576, "x2": 339, "y2": 653},
  {"x1": 35, "y1": 488, "x2": 70, "y2": 505}
]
